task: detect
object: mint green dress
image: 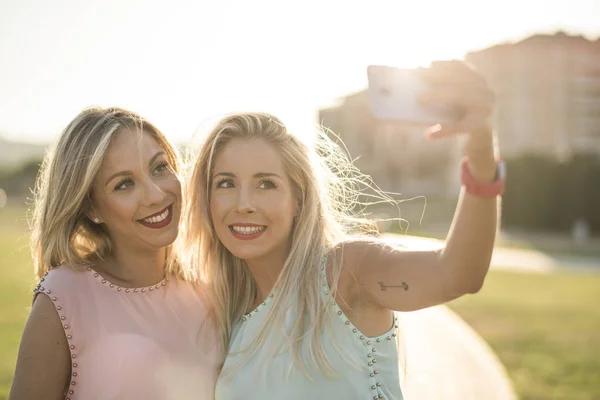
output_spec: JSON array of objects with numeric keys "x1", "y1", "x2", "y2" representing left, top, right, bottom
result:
[{"x1": 214, "y1": 261, "x2": 404, "y2": 400}]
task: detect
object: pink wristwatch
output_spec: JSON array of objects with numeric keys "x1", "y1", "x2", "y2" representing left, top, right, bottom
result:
[{"x1": 460, "y1": 157, "x2": 506, "y2": 197}]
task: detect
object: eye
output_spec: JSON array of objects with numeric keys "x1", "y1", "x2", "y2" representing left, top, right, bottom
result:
[
  {"x1": 215, "y1": 178, "x2": 235, "y2": 189},
  {"x1": 114, "y1": 179, "x2": 134, "y2": 191},
  {"x1": 153, "y1": 162, "x2": 170, "y2": 176},
  {"x1": 257, "y1": 179, "x2": 277, "y2": 189}
]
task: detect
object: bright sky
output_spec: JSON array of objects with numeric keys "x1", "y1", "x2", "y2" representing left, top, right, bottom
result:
[{"x1": 1, "y1": 0, "x2": 599, "y2": 144}]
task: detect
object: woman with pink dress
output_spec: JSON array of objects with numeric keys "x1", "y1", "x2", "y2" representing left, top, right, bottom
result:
[{"x1": 9, "y1": 107, "x2": 222, "y2": 400}]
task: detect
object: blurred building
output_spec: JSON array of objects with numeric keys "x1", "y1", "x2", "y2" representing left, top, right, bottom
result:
[
  {"x1": 466, "y1": 32, "x2": 600, "y2": 159},
  {"x1": 319, "y1": 91, "x2": 461, "y2": 197},
  {"x1": 319, "y1": 32, "x2": 600, "y2": 197}
]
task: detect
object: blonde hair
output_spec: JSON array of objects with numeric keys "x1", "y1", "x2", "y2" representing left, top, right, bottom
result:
[
  {"x1": 184, "y1": 112, "x2": 385, "y2": 377},
  {"x1": 30, "y1": 106, "x2": 185, "y2": 279}
]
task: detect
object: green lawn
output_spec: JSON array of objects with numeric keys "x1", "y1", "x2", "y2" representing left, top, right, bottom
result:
[
  {"x1": 450, "y1": 270, "x2": 600, "y2": 400},
  {"x1": 0, "y1": 207, "x2": 34, "y2": 398}
]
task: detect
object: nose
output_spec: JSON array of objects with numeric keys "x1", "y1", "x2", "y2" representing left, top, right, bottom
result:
[
  {"x1": 235, "y1": 186, "x2": 256, "y2": 214},
  {"x1": 142, "y1": 179, "x2": 167, "y2": 207}
]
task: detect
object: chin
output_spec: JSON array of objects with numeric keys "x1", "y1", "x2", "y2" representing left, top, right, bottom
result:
[
  {"x1": 149, "y1": 227, "x2": 180, "y2": 249},
  {"x1": 227, "y1": 250, "x2": 256, "y2": 261},
  {"x1": 225, "y1": 246, "x2": 265, "y2": 262}
]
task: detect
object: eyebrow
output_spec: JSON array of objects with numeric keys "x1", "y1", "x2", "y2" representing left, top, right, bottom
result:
[
  {"x1": 104, "y1": 151, "x2": 165, "y2": 187},
  {"x1": 213, "y1": 172, "x2": 282, "y2": 179}
]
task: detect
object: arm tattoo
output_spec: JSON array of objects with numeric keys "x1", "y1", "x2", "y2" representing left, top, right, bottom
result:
[{"x1": 378, "y1": 281, "x2": 409, "y2": 291}]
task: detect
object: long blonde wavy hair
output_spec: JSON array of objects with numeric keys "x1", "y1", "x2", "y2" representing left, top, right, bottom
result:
[
  {"x1": 184, "y1": 112, "x2": 386, "y2": 376},
  {"x1": 30, "y1": 106, "x2": 186, "y2": 280}
]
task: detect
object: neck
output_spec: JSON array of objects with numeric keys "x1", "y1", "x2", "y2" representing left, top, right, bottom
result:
[
  {"x1": 99, "y1": 245, "x2": 167, "y2": 287},
  {"x1": 245, "y1": 247, "x2": 289, "y2": 303}
]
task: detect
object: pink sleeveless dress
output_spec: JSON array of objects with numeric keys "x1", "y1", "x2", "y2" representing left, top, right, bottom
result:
[{"x1": 33, "y1": 266, "x2": 222, "y2": 400}]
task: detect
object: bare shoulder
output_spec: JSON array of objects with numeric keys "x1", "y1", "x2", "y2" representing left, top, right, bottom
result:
[
  {"x1": 327, "y1": 239, "x2": 398, "y2": 336},
  {"x1": 8, "y1": 294, "x2": 71, "y2": 400},
  {"x1": 327, "y1": 238, "x2": 384, "y2": 303},
  {"x1": 31, "y1": 292, "x2": 69, "y2": 329}
]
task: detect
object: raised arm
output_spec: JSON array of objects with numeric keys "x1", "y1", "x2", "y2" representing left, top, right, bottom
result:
[
  {"x1": 9, "y1": 294, "x2": 71, "y2": 400},
  {"x1": 343, "y1": 60, "x2": 501, "y2": 312}
]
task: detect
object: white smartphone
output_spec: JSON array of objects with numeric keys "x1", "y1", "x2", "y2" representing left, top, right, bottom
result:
[{"x1": 366, "y1": 65, "x2": 457, "y2": 125}]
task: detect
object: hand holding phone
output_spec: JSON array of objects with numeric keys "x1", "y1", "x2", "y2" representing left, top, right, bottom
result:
[{"x1": 366, "y1": 65, "x2": 459, "y2": 126}]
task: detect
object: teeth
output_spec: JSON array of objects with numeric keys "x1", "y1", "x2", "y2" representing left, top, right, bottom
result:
[
  {"x1": 231, "y1": 225, "x2": 265, "y2": 234},
  {"x1": 143, "y1": 208, "x2": 169, "y2": 224}
]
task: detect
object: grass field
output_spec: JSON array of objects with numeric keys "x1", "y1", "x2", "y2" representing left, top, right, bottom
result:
[
  {"x1": 1, "y1": 206, "x2": 599, "y2": 399},
  {"x1": 0, "y1": 207, "x2": 34, "y2": 398},
  {"x1": 449, "y1": 270, "x2": 600, "y2": 400}
]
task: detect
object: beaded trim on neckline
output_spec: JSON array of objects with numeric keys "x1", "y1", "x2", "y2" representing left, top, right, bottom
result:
[
  {"x1": 86, "y1": 267, "x2": 167, "y2": 293},
  {"x1": 241, "y1": 291, "x2": 274, "y2": 322}
]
